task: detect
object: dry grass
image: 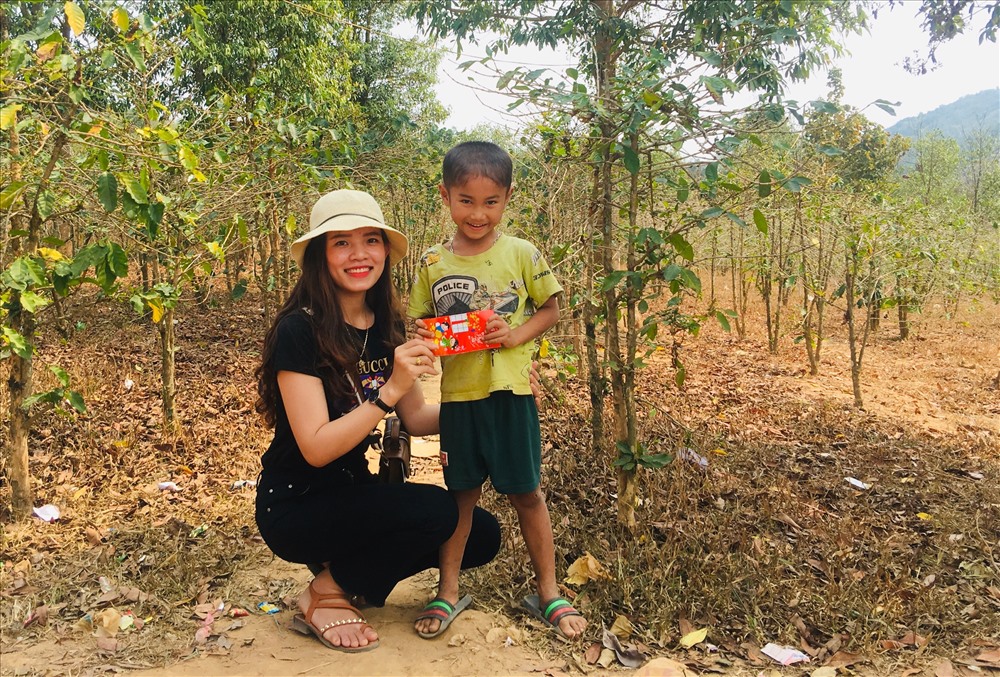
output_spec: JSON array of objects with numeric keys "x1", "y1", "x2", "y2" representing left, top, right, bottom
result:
[{"x1": 2, "y1": 287, "x2": 998, "y2": 673}]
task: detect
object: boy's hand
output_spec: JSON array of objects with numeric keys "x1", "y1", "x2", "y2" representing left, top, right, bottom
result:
[
  {"x1": 484, "y1": 314, "x2": 517, "y2": 348},
  {"x1": 413, "y1": 318, "x2": 435, "y2": 341},
  {"x1": 529, "y1": 360, "x2": 543, "y2": 408}
]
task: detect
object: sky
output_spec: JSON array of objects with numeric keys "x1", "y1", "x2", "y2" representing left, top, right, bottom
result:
[{"x1": 424, "y1": 4, "x2": 1000, "y2": 132}]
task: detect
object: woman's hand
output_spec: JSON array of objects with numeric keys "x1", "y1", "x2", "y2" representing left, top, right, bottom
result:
[{"x1": 380, "y1": 338, "x2": 437, "y2": 407}]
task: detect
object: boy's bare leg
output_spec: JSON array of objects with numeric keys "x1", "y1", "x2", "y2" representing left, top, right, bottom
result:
[
  {"x1": 414, "y1": 486, "x2": 482, "y2": 635},
  {"x1": 508, "y1": 487, "x2": 588, "y2": 639}
]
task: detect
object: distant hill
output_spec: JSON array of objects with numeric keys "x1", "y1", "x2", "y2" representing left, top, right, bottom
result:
[{"x1": 887, "y1": 89, "x2": 1000, "y2": 143}]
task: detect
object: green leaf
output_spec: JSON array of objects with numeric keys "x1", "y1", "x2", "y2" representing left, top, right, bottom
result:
[
  {"x1": 106, "y1": 243, "x2": 128, "y2": 277},
  {"x1": 125, "y1": 41, "x2": 145, "y2": 71},
  {"x1": 0, "y1": 181, "x2": 27, "y2": 210},
  {"x1": 701, "y1": 207, "x2": 724, "y2": 219},
  {"x1": 715, "y1": 310, "x2": 731, "y2": 332},
  {"x1": 177, "y1": 146, "x2": 198, "y2": 171},
  {"x1": 679, "y1": 268, "x2": 702, "y2": 294},
  {"x1": 66, "y1": 390, "x2": 87, "y2": 413},
  {"x1": 69, "y1": 244, "x2": 106, "y2": 277},
  {"x1": 123, "y1": 176, "x2": 148, "y2": 203},
  {"x1": 145, "y1": 202, "x2": 164, "y2": 234},
  {"x1": 37, "y1": 190, "x2": 56, "y2": 221},
  {"x1": 97, "y1": 172, "x2": 117, "y2": 212},
  {"x1": 668, "y1": 233, "x2": 693, "y2": 262},
  {"x1": 783, "y1": 176, "x2": 812, "y2": 193},
  {"x1": 704, "y1": 162, "x2": 718, "y2": 182},
  {"x1": 725, "y1": 212, "x2": 746, "y2": 227},
  {"x1": 64, "y1": 2, "x2": 85, "y2": 36},
  {"x1": 639, "y1": 453, "x2": 672, "y2": 469},
  {"x1": 873, "y1": 99, "x2": 899, "y2": 116},
  {"x1": 662, "y1": 264, "x2": 682, "y2": 282},
  {"x1": 231, "y1": 279, "x2": 247, "y2": 300},
  {"x1": 674, "y1": 362, "x2": 686, "y2": 388},
  {"x1": 50, "y1": 364, "x2": 71, "y2": 387},
  {"x1": 112, "y1": 7, "x2": 130, "y2": 31},
  {"x1": 622, "y1": 145, "x2": 640, "y2": 175},
  {"x1": 8, "y1": 257, "x2": 46, "y2": 287},
  {"x1": 753, "y1": 208, "x2": 768, "y2": 235},
  {"x1": 809, "y1": 100, "x2": 839, "y2": 114},
  {"x1": 19, "y1": 290, "x2": 50, "y2": 313},
  {"x1": 816, "y1": 144, "x2": 844, "y2": 156},
  {"x1": 52, "y1": 271, "x2": 71, "y2": 296},
  {"x1": 1, "y1": 103, "x2": 24, "y2": 130},
  {"x1": 3, "y1": 327, "x2": 32, "y2": 359}
]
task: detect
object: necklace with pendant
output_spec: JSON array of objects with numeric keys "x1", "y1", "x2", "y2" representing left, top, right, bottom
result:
[{"x1": 356, "y1": 324, "x2": 370, "y2": 372}]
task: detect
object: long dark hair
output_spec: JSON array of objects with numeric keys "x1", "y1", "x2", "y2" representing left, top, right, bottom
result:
[{"x1": 254, "y1": 233, "x2": 406, "y2": 428}]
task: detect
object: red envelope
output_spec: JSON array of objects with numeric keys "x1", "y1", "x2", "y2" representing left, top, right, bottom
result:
[{"x1": 424, "y1": 309, "x2": 501, "y2": 356}]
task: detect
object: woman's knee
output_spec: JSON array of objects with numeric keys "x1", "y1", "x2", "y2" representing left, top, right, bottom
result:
[
  {"x1": 463, "y1": 507, "x2": 501, "y2": 568},
  {"x1": 404, "y1": 483, "x2": 459, "y2": 536}
]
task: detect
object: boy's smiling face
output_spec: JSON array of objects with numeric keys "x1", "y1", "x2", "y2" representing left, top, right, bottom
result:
[{"x1": 440, "y1": 175, "x2": 513, "y2": 256}]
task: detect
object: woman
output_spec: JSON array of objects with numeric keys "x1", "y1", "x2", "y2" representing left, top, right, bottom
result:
[{"x1": 254, "y1": 189, "x2": 502, "y2": 652}]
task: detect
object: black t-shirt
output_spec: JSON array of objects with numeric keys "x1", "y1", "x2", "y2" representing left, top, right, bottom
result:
[{"x1": 260, "y1": 310, "x2": 391, "y2": 487}]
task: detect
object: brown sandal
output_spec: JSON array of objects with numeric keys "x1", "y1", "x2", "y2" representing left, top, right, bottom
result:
[{"x1": 290, "y1": 579, "x2": 379, "y2": 652}]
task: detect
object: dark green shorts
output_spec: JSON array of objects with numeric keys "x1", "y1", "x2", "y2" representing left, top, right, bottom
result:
[{"x1": 439, "y1": 392, "x2": 541, "y2": 494}]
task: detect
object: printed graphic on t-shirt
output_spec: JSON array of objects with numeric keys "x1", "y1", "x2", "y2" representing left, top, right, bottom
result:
[
  {"x1": 359, "y1": 356, "x2": 389, "y2": 396},
  {"x1": 432, "y1": 275, "x2": 520, "y2": 316}
]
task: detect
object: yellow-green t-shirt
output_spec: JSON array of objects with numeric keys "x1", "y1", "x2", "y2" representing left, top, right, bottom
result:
[{"x1": 407, "y1": 234, "x2": 563, "y2": 402}]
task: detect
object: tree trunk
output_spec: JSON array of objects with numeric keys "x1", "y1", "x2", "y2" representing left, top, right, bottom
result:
[
  {"x1": 7, "y1": 310, "x2": 35, "y2": 518},
  {"x1": 845, "y1": 265, "x2": 863, "y2": 408},
  {"x1": 584, "y1": 171, "x2": 604, "y2": 447},
  {"x1": 898, "y1": 303, "x2": 909, "y2": 340},
  {"x1": 159, "y1": 307, "x2": 177, "y2": 427},
  {"x1": 5, "y1": 128, "x2": 68, "y2": 518}
]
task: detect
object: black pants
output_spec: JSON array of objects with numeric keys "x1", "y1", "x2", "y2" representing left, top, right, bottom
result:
[{"x1": 256, "y1": 480, "x2": 500, "y2": 606}]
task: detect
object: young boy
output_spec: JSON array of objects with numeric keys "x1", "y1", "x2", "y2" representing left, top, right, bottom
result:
[{"x1": 407, "y1": 141, "x2": 587, "y2": 641}]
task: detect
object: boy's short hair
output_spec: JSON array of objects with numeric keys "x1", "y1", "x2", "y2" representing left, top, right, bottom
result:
[{"x1": 442, "y1": 141, "x2": 513, "y2": 190}]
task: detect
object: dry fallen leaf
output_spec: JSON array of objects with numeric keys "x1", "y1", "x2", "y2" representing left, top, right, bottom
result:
[
  {"x1": 679, "y1": 627, "x2": 708, "y2": 649},
  {"x1": 565, "y1": 552, "x2": 612, "y2": 585},
  {"x1": 825, "y1": 650, "x2": 863, "y2": 668},
  {"x1": 934, "y1": 658, "x2": 954, "y2": 677},
  {"x1": 95, "y1": 636, "x2": 118, "y2": 653},
  {"x1": 809, "y1": 667, "x2": 837, "y2": 677},
  {"x1": 610, "y1": 614, "x2": 633, "y2": 639},
  {"x1": 900, "y1": 631, "x2": 929, "y2": 647},
  {"x1": 584, "y1": 642, "x2": 602, "y2": 665},
  {"x1": 634, "y1": 656, "x2": 694, "y2": 677},
  {"x1": 975, "y1": 648, "x2": 1000, "y2": 665},
  {"x1": 93, "y1": 608, "x2": 121, "y2": 638}
]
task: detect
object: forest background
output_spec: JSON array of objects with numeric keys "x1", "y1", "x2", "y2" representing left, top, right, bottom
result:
[{"x1": 2, "y1": 1, "x2": 999, "y2": 675}]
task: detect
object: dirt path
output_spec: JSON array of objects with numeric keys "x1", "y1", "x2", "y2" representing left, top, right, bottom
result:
[
  {"x1": 128, "y1": 367, "x2": 599, "y2": 677},
  {"x1": 132, "y1": 569, "x2": 567, "y2": 677}
]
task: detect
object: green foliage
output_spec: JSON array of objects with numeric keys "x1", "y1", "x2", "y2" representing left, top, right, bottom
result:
[
  {"x1": 22, "y1": 365, "x2": 87, "y2": 415},
  {"x1": 613, "y1": 441, "x2": 673, "y2": 472}
]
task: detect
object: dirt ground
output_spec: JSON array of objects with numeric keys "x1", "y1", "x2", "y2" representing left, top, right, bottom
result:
[
  {"x1": 2, "y1": 373, "x2": 619, "y2": 677},
  {"x1": 2, "y1": 296, "x2": 998, "y2": 677}
]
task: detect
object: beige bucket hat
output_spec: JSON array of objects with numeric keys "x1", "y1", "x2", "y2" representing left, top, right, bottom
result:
[{"x1": 290, "y1": 189, "x2": 408, "y2": 268}]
